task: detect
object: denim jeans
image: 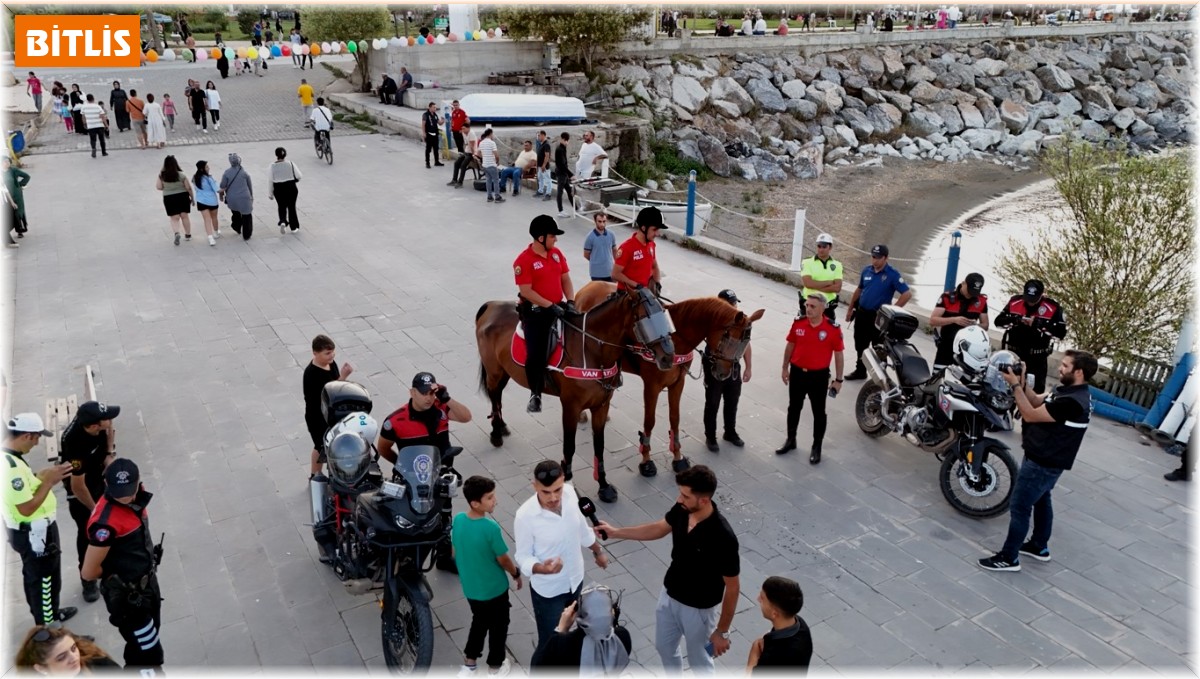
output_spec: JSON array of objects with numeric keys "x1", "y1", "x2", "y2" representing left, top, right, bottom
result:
[
  {"x1": 999, "y1": 456, "x2": 1063, "y2": 561},
  {"x1": 537, "y1": 168, "x2": 551, "y2": 195},
  {"x1": 530, "y1": 583, "x2": 580, "y2": 661},
  {"x1": 483, "y1": 166, "x2": 500, "y2": 198},
  {"x1": 498, "y1": 167, "x2": 523, "y2": 194}
]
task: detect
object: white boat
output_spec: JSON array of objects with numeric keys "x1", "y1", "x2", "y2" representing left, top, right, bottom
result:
[
  {"x1": 457, "y1": 93, "x2": 586, "y2": 124},
  {"x1": 604, "y1": 197, "x2": 714, "y2": 234}
]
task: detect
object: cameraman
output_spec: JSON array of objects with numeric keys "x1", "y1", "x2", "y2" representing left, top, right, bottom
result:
[
  {"x1": 532, "y1": 586, "x2": 632, "y2": 673},
  {"x1": 979, "y1": 351, "x2": 1096, "y2": 572}
]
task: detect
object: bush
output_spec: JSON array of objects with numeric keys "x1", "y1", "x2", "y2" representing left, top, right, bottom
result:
[
  {"x1": 235, "y1": 9, "x2": 259, "y2": 36},
  {"x1": 651, "y1": 140, "x2": 712, "y2": 180}
]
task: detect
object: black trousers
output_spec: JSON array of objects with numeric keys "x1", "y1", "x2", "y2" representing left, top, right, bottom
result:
[
  {"x1": 380, "y1": 91, "x2": 395, "y2": 105},
  {"x1": 229, "y1": 211, "x2": 253, "y2": 240},
  {"x1": 520, "y1": 305, "x2": 555, "y2": 396},
  {"x1": 102, "y1": 573, "x2": 164, "y2": 670},
  {"x1": 424, "y1": 134, "x2": 440, "y2": 166},
  {"x1": 703, "y1": 360, "x2": 742, "y2": 439},
  {"x1": 68, "y1": 499, "x2": 97, "y2": 586},
  {"x1": 555, "y1": 172, "x2": 575, "y2": 212},
  {"x1": 274, "y1": 181, "x2": 300, "y2": 230},
  {"x1": 852, "y1": 308, "x2": 880, "y2": 372},
  {"x1": 87, "y1": 128, "x2": 107, "y2": 153},
  {"x1": 7, "y1": 521, "x2": 63, "y2": 626},
  {"x1": 786, "y1": 366, "x2": 829, "y2": 445},
  {"x1": 465, "y1": 591, "x2": 511, "y2": 667},
  {"x1": 1010, "y1": 347, "x2": 1050, "y2": 393},
  {"x1": 453, "y1": 154, "x2": 477, "y2": 184},
  {"x1": 210, "y1": 109, "x2": 221, "y2": 124}
]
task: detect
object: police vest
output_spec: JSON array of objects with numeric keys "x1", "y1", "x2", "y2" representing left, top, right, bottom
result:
[
  {"x1": 2, "y1": 450, "x2": 55, "y2": 527},
  {"x1": 87, "y1": 490, "x2": 156, "y2": 581},
  {"x1": 380, "y1": 403, "x2": 451, "y2": 452},
  {"x1": 1002, "y1": 296, "x2": 1062, "y2": 350},
  {"x1": 800, "y1": 256, "x2": 842, "y2": 302}
]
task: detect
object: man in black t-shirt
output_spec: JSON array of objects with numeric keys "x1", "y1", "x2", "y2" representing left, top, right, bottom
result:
[
  {"x1": 979, "y1": 350, "x2": 1096, "y2": 572},
  {"x1": 534, "y1": 129, "x2": 552, "y2": 200},
  {"x1": 747, "y1": 576, "x2": 812, "y2": 674},
  {"x1": 60, "y1": 400, "x2": 120, "y2": 602},
  {"x1": 593, "y1": 465, "x2": 740, "y2": 674}
]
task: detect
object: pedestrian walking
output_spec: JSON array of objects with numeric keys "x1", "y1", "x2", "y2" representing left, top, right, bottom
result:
[
  {"x1": 157, "y1": 155, "x2": 195, "y2": 245},
  {"x1": 216, "y1": 50, "x2": 230, "y2": 79},
  {"x1": 59, "y1": 400, "x2": 120, "y2": 605},
  {"x1": 844, "y1": 245, "x2": 912, "y2": 380},
  {"x1": 161, "y1": 94, "x2": 176, "y2": 131},
  {"x1": 478, "y1": 128, "x2": 501, "y2": 202},
  {"x1": 978, "y1": 351, "x2": 1097, "y2": 572},
  {"x1": 143, "y1": 94, "x2": 167, "y2": 149},
  {"x1": 187, "y1": 81, "x2": 208, "y2": 133},
  {"x1": 930, "y1": 273, "x2": 988, "y2": 371},
  {"x1": 452, "y1": 475, "x2": 521, "y2": 677},
  {"x1": 592, "y1": 466, "x2": 740, "y2": 675},
  {"x1": 69, "y1": 84, "x2": 86, "y2": 136},
  {"x1": 3, "y1": 413, "x2": 78, "y2": 627},
  {"x1": 192, "y1": 160, "x2": 222, "y2": 245},
  {"x1": 582, "y1": 212, "x2": 616, "y2": 282},
  {"x1": 15, "y1": 625, "x2": 120, "y2": 673},
  {"x1": 218, "y1": 153, "x2": 254, "y2": 240},
  {"x1": 109, "y1": 81, "x2": 130, "y2": 133},
  {"x1": 703, "y1": 289, "x2": 752, "y2": 452},
  {"x1": 776, "y1": 294, "x2": 845, "y2": 463},
  {"x1": 994, "y1": 279, "x2": 1068, "y2": 393},
  {"x1": 800, "y1": 233, "x2": 844, "y2": 321},
  {"x1": 746, "y1": 576, "x2": 813, "y2": 673},
  {"x1": 303, "y1": 334, "x2": 353, "y2": 478},
  {"x1": 81, "y1": 459, "x2": 165, "y2": 673},
  {"x1": 125, "y1": 89, "x2": 147, "y2": 148},
  {"x1": 268, "y1": 147, "x2": 302, "y2": 233},
  {"x1": 3, "y1": 183, "x2": 19, "y2": 247},
  {"x1": 297, "y1": 78, "x2": 315, "y2": 125},
  {"x1": 423, "y1": 102, "x2": 445, "y2": 169},
  {"x1": 58, "y1": 94, "x2": 74, "y2": 132},
  {"x1": 26, "y1": 72, "x2": 44, "y2": 113},
  {"x1": 554, "y1": 132, "x2": 575, "y2": 217},
  {"x1": 514, "y1": 460, "x2": 608, "y2": 659},
  {"x1": 3, "y1": 157, "x2": 31, "y2": 239},
  {"x1": 76, "y1": 95, "x2": 109, "y2": 158},
  {"x1": 290, "y1": 29, "x2": 303, "y2": 68},
  {"x1": 204, "y1": 81, "x2": 222, "y2": 131}
]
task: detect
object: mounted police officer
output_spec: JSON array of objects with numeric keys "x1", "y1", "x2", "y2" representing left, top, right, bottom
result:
[
  {"x1": 3, "y1": 413, "x2": 77, "y2": 627},
  {"x1": 515, "y1": 215, "x2": 577, "y2": 413},
  {"x1": 995, "y1": 279, "x2": 1067, "y2": 392},
  {"x1": 81, "y1": 459, "x2": 164, "y2": 673},
  {"x1": 612, "y1": 206, "x2": 666, "y2": 295}
]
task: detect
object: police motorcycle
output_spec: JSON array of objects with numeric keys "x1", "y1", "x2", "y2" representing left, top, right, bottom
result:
[
  {"x1": 309, "y1": 382, "x2": 462, "y2": 672},
  {"x1": 854, "y1": 305, "x2": 1020, "y2": 518}
]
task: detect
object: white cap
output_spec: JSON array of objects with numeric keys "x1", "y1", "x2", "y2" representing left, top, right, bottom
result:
[
  {"x1": 816, "y1": 233, "x2": 834, "y2": 245},
  {"x1": 7, "y1": 413, "x2": 52, "y2": 436}
]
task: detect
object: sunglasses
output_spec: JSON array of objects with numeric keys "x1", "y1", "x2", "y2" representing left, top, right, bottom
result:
[{"x1": 534, "y1": 465, "x2": 563, "y2": 485}]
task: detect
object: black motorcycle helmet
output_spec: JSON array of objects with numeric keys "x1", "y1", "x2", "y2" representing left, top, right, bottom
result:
[{"x1": 327, "y1": 431, "x2": 371, "y2": 488}]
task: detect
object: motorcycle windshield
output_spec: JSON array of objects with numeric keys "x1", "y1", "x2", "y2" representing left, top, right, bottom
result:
[{"x1": 395, "y1": 445, "x2": 441, "y2": 515}]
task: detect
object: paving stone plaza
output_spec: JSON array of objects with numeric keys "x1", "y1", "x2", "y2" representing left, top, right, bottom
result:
[{"x1": 1, "y1": 54, "x2": 1191, "y2": 674}]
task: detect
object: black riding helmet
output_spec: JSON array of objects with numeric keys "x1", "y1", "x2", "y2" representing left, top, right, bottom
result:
[
  {"x1": 635, "y1": 206, "x2": 667, "y2": 232},
  {"x1": 529, "y1": 214, "x2": 566, "y2": 241},
  {"x1": 717, "y1": 289, "x2": 739, "y2": 304}
]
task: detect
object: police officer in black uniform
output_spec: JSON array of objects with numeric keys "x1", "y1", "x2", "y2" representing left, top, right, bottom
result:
[
  {"x1": 377, "y1": 372, "x2": 472, "y2": 573},
  {"x1": 702, "y1": 290, "x2": 752, "y2": 452},
  {"x1": 60, "y1": 400, "x2": 121, "y2": 604},
  {"x1": 81, "y1": 459, "x2": 164, "y2": 673},
  {"x1": 995, "y1": 279, "x2": 1068, "y2": 392},
  {"x1": 929, "y1": 273, "x2": 989, "y2": 371}
]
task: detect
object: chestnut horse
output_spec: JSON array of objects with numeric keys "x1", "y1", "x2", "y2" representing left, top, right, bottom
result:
[
  {"x1": 575, "y1": 282, "x2": 764, "y2": 476},
  {"x1": 475, "y1": 288, "x2": 675, "y2": 502}
]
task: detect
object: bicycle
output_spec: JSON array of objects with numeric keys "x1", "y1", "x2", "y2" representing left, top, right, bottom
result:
[{"x1": 314, "y1": 129, "x2": 333, "y2": 165}]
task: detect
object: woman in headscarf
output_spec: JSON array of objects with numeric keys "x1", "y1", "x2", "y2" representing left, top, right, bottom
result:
[
  {"x1": 216, "y1": 49, "x2": 230, "y2": 79},
  {"x1": 533, "y1": 586, "x2": 632, "y2": 676},
  {"x1": 109, "y1": 81, "x2": 130, "y2": 132},
  {"x1": 218, "y1": 153, "x2": 254, "y2": 240},
  {"x1": 69, "y1": 84, "x2": 86, "y2": 135}
]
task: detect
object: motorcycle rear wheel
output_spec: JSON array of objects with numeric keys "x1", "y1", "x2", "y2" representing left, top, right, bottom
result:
[
  {"x1": 855, "y1": 382, "x2": 890, "y2": 437},
  {"x1": 939, "y1": 445, "x2": 1018, "y2": 518},
  {"x1": 381, "y1": 577, "x2": 435, "y2": 672}
]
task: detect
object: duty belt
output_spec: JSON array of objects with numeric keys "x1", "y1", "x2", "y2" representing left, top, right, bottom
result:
[{"x1": 5, "y1": 516, "x2": 52, "y2": 533}]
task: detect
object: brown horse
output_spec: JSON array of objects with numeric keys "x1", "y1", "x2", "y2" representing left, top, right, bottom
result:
[
  {"x1": 575, "y1": 282, "x2": 764, "y2": 477},
  {"x1": 475, "y1": 288, "x2": 675, "y2": 502}
]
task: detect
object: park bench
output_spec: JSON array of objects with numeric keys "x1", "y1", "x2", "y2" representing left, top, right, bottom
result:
[{"x1": 43, "y1": 365, "x2": 109, "y2": 463}]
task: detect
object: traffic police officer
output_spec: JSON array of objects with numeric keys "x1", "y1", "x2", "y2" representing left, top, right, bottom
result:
[
  {"x1": 82, "y1": 458, "x2": 164, "y2": 672},
  {"x1": 777, "y1": 294, "x2": 845, "y2": 464},
  {"x1": 3, "y1": 413, "x2": 77, "y2": 627},
  {"x1": 995, "y1": 279, "x2": 1067, "y2": 392},
  {"x1": 845, "y1": 245, "x2": 912, "y2": 380},
  {"x1": 60, "y1": 400, "x2": 121, "y2": 603},
  {"x1": 930, "y1": 273, "x2": 989, "y2": 371},
  {"x1": 377, "y1": 371, "x2": 473, "y2": 572},
  {"x1": 612, "y1": 206, "x2": 667, "y2": 294},
  {"x1": 800, "y1": 233, "x2": 843, "y2": 321},
  {"x1": 515, "y1": 215, "x2": 577, "y2": 414},
  {"x1": 703, "y1": 290, "x2": 753, "y2": 452}
]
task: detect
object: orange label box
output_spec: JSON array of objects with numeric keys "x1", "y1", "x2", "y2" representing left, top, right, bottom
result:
[{"x1": 15, "y1": 15, "x2": 141, "y2": 67}]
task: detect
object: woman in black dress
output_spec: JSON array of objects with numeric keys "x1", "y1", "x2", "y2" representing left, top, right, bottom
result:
[
  {"x1": 69, "y1": 84, "x2": 86, "y2": 135},
  {"x1": 109, "y1": 81, "x2": 130, "y2": 132},
  {"x1": 216, "y1": 51, "x2": 230, "y2": 79}
]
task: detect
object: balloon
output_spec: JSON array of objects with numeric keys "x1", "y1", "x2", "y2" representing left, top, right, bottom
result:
[
  {"x1": 357, "y1": 40, "x2": 367, "y2": 53},
  {"x1": 346, "y1": 41, "x2": 356, "y2": 53},
  {"x1": 271, "y1": 44, "x2": 282, "y2": 57},
  {"x1": 145, "y1": 49, "x2": 158, "y2": 62},
  {"x1": 417, "y1": 35, "x2": 426, "y2": 45},
  {"x1": 300, "y1": 44, "x2": 310, "y2": 55},
  {"x1": 246, "y1": 47, "x2": 258, "y2": 59},
  {"x1": 328, "y1": 41, "x2": 339, "y2": 54},
  {"x1": 235, "y1": 47, "x2": 246, "y2": 58},
  {"x1": 162, "y1": 48, "x2": 175, "y2": 61},
  {"x1": 389, "y1": 36, "x2": 404, "y2": 47},
  {"x1": 280, "y1": 44, "x2": 291, "y2": 56},
  {"x1": 495, "y1": 27, "x2": 504, "y2": 38},
  {"x1": 320, "y1": 41, "x2": 331, "y2": 53},
  {"x1": 408, "y1": 36, "x2": 416, "y2": 46},
  {"x1": 185, "y1": 36, "x2": 196, "y2": 48},
  {"x1": 196, "y1": 48, "x2": 207, "y2": 62},
  {"x1": 183, "y1": 48, "x2": 194, "y2": 62},
  {"x1": 435, "y1": 34, "x2": 446, "y2": 44},
  {"x1": 487, "y1": 29, "x2": 495, "y2": 38},
  {"x1": 310, "y1": 43, "x2": 321, "y2": 55},
  {"x1": 474, "y1": 30, "x2": 484, "y2": 40},
  {"x1": 211, "y1": 48, "x2": 222, "y2": 59},
  {"x1": 464, "y1": 31, "x2": 473, "y2": 41},
  {"x1": 225, "y1": 47, "x2": 236, "y2": 60},
  {"x1": 447, "y1": 32, "x2": 458, "y2": 42}
]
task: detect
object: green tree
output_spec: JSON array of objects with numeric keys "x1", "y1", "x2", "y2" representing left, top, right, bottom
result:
[
  {"x1": 235, "y1": 9, "x2": 259, "y2": 36},
  {"x1": 996, "y1": 140, "x2": 1194, "y2": 362},
  {"x1": 498, "y1": 5, "x2": 651, "y2": 73},
  {"x1": 303, "y1": 7, "x2": 392, "y2": 92}
]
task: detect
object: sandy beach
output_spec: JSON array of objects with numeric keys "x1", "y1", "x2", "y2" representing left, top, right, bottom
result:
[{"x1": 693, "y1": 158, "x2": 1048, "y2": 275}]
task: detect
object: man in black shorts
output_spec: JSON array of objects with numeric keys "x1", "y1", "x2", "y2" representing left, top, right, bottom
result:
[{"x1": 303, "y1": 334, "x2": 353, "y2": 477}]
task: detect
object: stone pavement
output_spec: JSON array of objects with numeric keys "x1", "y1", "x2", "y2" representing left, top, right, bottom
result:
[
  {"x1": 17, "y1": 54, "x2": 367, "y2": 155},
  {"x1": 1, "y1": 130, "x2": 1191, "y2": 675}
]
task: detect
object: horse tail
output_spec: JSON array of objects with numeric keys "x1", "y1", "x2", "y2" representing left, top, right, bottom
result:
[{"x1": 478, "y1": 360, "x2": 490, "y2": 395}]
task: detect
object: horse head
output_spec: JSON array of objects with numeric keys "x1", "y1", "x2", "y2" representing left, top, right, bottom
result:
[
  {"x1": 629, "y1": 287, "x2": 677, "y2": 371},
  {"x1": 704, "y1": 304, "x2": 765, "y2": 382}
]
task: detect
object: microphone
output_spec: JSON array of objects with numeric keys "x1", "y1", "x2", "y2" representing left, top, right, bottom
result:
[{"x1": 578, "y1": 496, "x2": 607, "y2": 540}]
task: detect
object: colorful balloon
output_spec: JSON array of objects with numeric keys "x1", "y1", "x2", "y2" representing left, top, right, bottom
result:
[
  {"x1": 417, "y1": 35, "x2": 426, "y2": 45},
  {"x1": 447, "y1": 32, "x2": 458, "y2": 42},
  {"x1": 299, "y1": 44, "x2": 310, "y2": 55},
  {"x1": 345, "y1": 40, "x2": 356, "y2": 53},
  {"x1": 495, "y1": 27, "x2": 504, "y2": 38},
  {"x1": 271, "y1": 44, "x2": 282, "y2": 57},
  {"x1": 162, "y1": 48, "x2": 176, "y2": 61},
  {"x1": 182, "y1": 48, "x2": 194, "y2": 62},
  {"x1": 486, "y1": 29, "x2": 495, "y2": 38},
  {"x1": 464, "y1": 31, "x2": 473, "y2": 41},
  {"x1": 389, "y1": 36, "x2": 404, "y2": 47},
  {"x1": 435, "y1": 34, "x2": 446, "y2": 44},
  {"x1": 310, "y1": 43, "x2": 321, "y2": 55},
  {"x1": 196, "y1": 48, "x2": 207, "y2": 62},
  {"x1": 246, "y1": 47, "x2": 258, "y2": 59},
  {"x1": 145, "y1": 49, "x2": 158, "y2": 62},
  {"x1": 357, "y1": 40, "x2": 367, "y2": 53},
  {"x1": 280, "y1": 44, "x2": 291, "y2": 56},
  {"x1": 320, "y1": 41, "x2": 331, "y2": 53},
  {"x1": 408, "y1": 36, "x2": 416, "y2": 46},
  {"x1": 474, "y1": 31, "x2": 484, "y2": 40}
]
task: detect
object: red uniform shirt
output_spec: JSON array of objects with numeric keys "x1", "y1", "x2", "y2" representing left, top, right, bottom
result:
[
  {"x1": 514, "y1": 245, "x2": 570, "y2": 304},
  {"x1": 614, "y1": 236, "x2": 656, "y2": 290},
  {"x1": 450, "y1": 108, "x2": 468, "y2": 132},
  {"x1": 785, "y1": 317, "x2": 844, "y2": 369},
  {"x1": 380, "y1": 401, "x2": 452, "y2": 452}
]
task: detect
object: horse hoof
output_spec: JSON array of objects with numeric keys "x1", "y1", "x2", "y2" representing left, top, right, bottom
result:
[
  {"x1": 638, "y1": 460, "x2": 658, "y2": 477},
  {"x1": 501, "y1": 425, "x2": 511, "y2": 437},
  {"x1": 598, "y1": 485, "x2": 619, "y2": 503},
  {"x1": 561, "y1": 460, "x2": 573, "y2": 482},
  {"x1": 671, "y1": 457, "x2": 691, "y2": 473},
  {"x1": 490, "y1": 433, "x2": 504, "y2": 448}
]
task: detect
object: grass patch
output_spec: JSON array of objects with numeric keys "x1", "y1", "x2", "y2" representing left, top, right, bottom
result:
[
  {"x1": 652, "y1": 140, "x2": 713, "y2": 181},
  {"x1": 321, "y1": 62, "x2": 351, "y2": 80},
  {"x1": 333, "y1": 111, "x2": 376, "y2": 132}
]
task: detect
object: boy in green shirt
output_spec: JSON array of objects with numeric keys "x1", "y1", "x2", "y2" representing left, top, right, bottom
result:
[{"x1": 452, "y1": 476, "x2": 522, "y2": 677}]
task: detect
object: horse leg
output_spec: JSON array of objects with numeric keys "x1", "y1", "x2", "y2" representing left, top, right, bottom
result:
[
  {"x1": 561, "y1": 404, "x2": 579, "y2": 483},
  {"x1": 637, "y1": 383, "x2": 660, "y2": 478},
  {"x1": 593, "y1": 400, "x2": 618, "y2": 502},
  {"x1": 667, "y1": 377, "x2": 690, "y2": 473},
  {"x1": 485, "y1": 368, "x2": 510, "y2": 447}
]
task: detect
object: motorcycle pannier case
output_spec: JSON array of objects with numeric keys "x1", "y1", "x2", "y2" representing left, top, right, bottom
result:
[
  {"x1": 322, "y1": 381, "x2": 373, "y2": 428},
  {"x1": 875, "y1": 305, "x2": 920, "y2": 341}
]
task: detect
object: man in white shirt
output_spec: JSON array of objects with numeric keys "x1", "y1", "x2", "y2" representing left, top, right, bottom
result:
[
  {"x1": 309, "y1": 96, "x2": 333, "y2": 147},
  {"x1": 76, "y1": 94, "x2": 108, "y2": 158},
  {"x1": 574, "y1": 131, "x2": 608, "y2": 183},
  {"x1": 499, "y1": 139, "x2": 538, "y2": 197},
  {"x1": 740, "y1": 16, "x2": 754, "y2": 35},
  {"x1": 514, "y1": 460, "x2": 608, "y2": 660},
  {"x1": 448, "y1": 122, "x2": 480, "y2": 188}
]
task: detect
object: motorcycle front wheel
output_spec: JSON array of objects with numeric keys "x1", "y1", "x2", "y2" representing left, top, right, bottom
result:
[
  {"x1": 855, "y1": 382, "x2": 890, "y2": 437},
  {"x1": 939, "y1": 444, "x2": 1018, "y2": 518},
  {"x1": 381, "y1": 576, "x2": 435, "y2": 673}
]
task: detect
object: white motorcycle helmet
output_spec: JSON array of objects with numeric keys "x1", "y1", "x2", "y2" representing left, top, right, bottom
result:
[
  {"x1": 954, "y1": 325, "x2": 991, "y2": 374},
  {"x1": 323, "y1": 412, "x2": 380, "y2": 450}
]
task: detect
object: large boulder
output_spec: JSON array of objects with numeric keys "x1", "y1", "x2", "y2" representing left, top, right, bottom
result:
[
  {"x1": 750, "y1": 155, "x2": 789, "y2": 182},
  {"x1": 671, "y1": 76, "x2": 708, "y2": 114},
  {"x1": 881, "y1": 91, "x2": 913, "y2": 112},
  {"x1": 818, "y1": 66, "x2": 843, "y2": 85},
  {"x1": 1055, "y1": 92, "x2": 1083, "y2": 117},
  {"x1": 1034, "y1": 117, "x2": 1067, "y2": 135},
  {"x1": 676, "y1": 139, "x2": 703, "y2": 164},
  {"x1": 1154, "y1": 74, "x2": 1190, "y2": 103},
  {"x1": 792, "y1": 142, "x2": 824, "y2": 179},
  {"x1": 1064, "y1": 49, "x2": 1103, "y2": 73},
  {"x1": 787, "y1": 98, "x2": 819, "y2": 121},
  {"x1": 972, "y1": 58, "x2": 1008, "y2": 77},
  {"x1": 909, "y1": 81, "x2": 947, "y2": 105},
  {"x1": 999, "y1": 99, "x2": 1030, "y2": 132},
  {"x1": 843, "y1": 74, "x2": 869, "y2": 93},
  {"x1": 1005, "y1": 51, "x2": 1039, "y2": 73},
  {"x1": 841, "y1": 109, "x2": 875, "y2": 140},
  {"x1": 780, "y1": 79, "x2": 807, "y2": 100},
  {"x1": 861, "y1": 88, "x2": 886, "y2": 105},
  {"x1": 696, "y1": 135, "x2": 732, "y2": 177},
  {"x1": 931, "y1": 102, "x2": 965, "y2": 135},
  {"x1": 710, "y1": 100, "x2": 743, "y2": 119},
  {"x1": 804, "y1": 86, "x2": 844, "y2": 115},
  {"x1": 616, "y1": 63, "x2": 651, "y2": 84},
  {"x1": 1080, "y1": 86, "x2": 1116, "y2": 122},
  {"x1": 831, "y1": 124, "x2": 859, "y2": 148},
  {"x1": 1110, "y1": 107, "x2": 1137, "y2": 130},
  {"x1": 905, "y1": 63, "x2": 937, "y2": 86},
  {"x1": 865, "y1": 103, "x2": 903, "y2": 135},
  {"x1": 958, "y1": 102, "x2": 985, "y2": 129},
  {"x1": 906, "y1": 109, "x2": 945, "y2": 136},
  {"x1": 1035, "y1": 65, "x2": 1076, "y2": 93},
  {"x1": 1109, "y1": 44, "x2": 1145, "y2": 70},
  {"x1": 1129, "y1": 80, "x2": 1164, "y2": 110},
  {"x1": 1079, "y1": 119, "x2": 1109, "y2": 142},
  {"x1": 880, "y1": 48, "x2": 906, "y2": 78},
  {"x1": 676, "y1": 60, "x2": 718, "y2": 82},
  {"x1": 858, "y1": 53, "x2": 886, "y2": 82},
  {"x1": 959, "y1": 128, "x2": 1003, "y2": 151},
  {"x1": 746, "y1": 78, "x2": 788, "y2": 113},
  {"x1": 711, "y1": 77, "x2": 755, "y2": 115},
  {"x1": 996, "y1": 130, "x2": 1045, "y2": 156}
]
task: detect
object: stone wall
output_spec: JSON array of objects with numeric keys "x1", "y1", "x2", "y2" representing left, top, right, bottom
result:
[{"x1": 368, "y1": 41, "x2": 546, "y2": 86}]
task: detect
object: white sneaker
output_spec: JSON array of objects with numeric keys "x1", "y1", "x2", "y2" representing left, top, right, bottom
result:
[
  {"x1": 208, "y1": 235, "x2": 216, "y2": 246},
  {"x1": 215, "y1": 122, "x2": 220, "y2": 130},
  {"x1": 488, "y1": 660, "x2": 511, "y2": 677},
  {"x1": 456, "y1": 665, "x2": 478, "y2": 678},
  {"x1": 280, "y1": 223, "x2": 286, "y2": 234},
  {"x1": 557, "y1": 211, "x2": 569, "y2": 218},
  {"x1": 214, "y1": 230, "x2": 221, "y2": 239},
  {"x1": 203, "y1": 129, "x2": 209, "y2": 134}
]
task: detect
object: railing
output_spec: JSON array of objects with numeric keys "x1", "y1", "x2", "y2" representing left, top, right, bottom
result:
[{"x1": 1099, "y1": 356, "x2": 1173, "y2": 410}]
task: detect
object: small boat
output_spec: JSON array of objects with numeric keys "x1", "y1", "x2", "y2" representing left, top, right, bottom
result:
[
  {"x1": 605, "y1": 197, "x2": 714, "y2": 234},
  {"x1": 458, "y1": 93, "x2": 586, "y2": 124}
]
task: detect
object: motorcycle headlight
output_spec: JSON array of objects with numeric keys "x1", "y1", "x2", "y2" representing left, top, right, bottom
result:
[{"x1": 394, "y1": 514, "x2": 415, "y2": 530}]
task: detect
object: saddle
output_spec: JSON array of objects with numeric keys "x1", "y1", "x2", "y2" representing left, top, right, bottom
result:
[{"x1": 511, "y1": 319, "x2": 564, "y2": 368}]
